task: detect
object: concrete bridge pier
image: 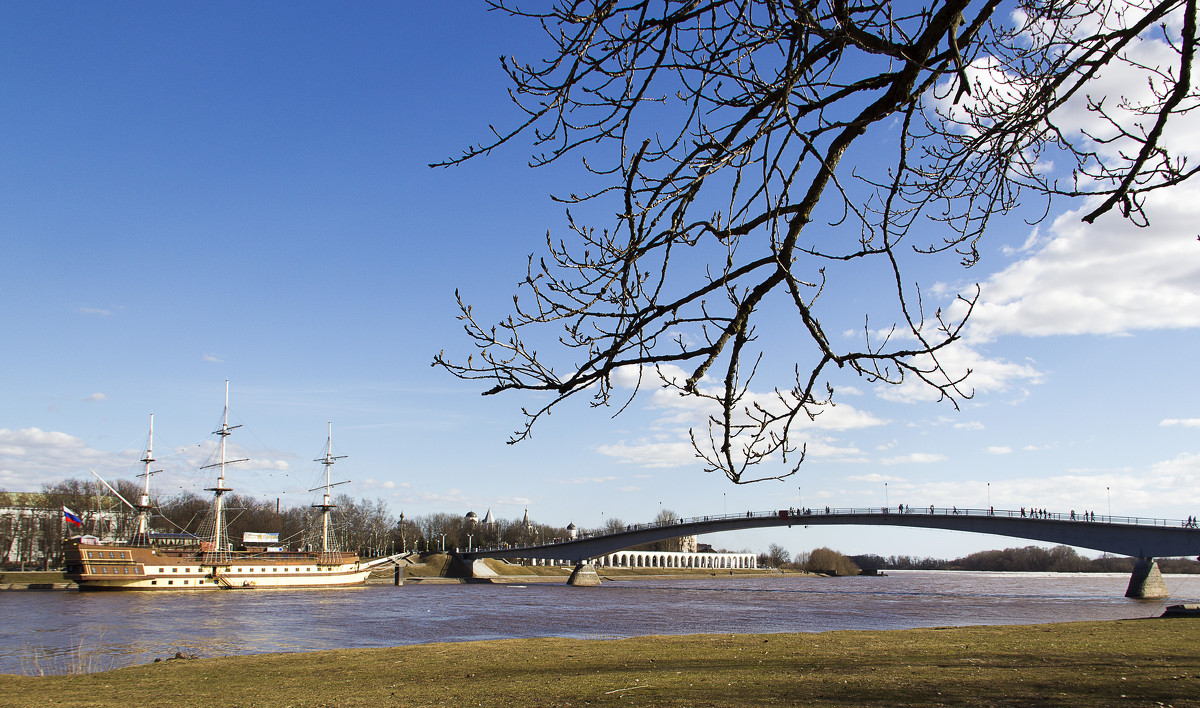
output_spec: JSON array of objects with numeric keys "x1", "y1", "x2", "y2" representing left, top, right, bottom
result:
[
  {"x1": 1125, "y1": 558, "x2": 1169, "y2": 599},
  {"x1": 567, "y1": 562, "x2": 601, "y2": 586},
  {"x1": 445, "y1": 555, "x2": 499, "y2": 580}
]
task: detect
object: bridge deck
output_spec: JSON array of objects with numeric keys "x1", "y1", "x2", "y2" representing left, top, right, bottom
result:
[{"x1": 459, "y1": 506, "x2": 1200, "y2": 563}]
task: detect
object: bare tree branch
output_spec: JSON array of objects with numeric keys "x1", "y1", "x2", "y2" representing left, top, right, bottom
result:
[{"x1": 434, "y1": 0, "x2": 1199, "y2": 483}]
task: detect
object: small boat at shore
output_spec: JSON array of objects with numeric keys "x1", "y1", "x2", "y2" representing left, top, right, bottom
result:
[
  {"x1": 1161, "y1": 604, "x2": 1200, "y2": 617},
  {"x1": 63, "y1": 385, "x2": 397, "y2": 591}
]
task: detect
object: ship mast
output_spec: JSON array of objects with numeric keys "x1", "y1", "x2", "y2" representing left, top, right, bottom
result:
[
  {"x1": 310, "y1": 422, "x2": 348, "y2": 560},
  {"x1": 201, "y1": 381, "x2": 246, "y2": 565},
  {"x1": 133, "y1": 413, "x2": 161, "y2": 545}
]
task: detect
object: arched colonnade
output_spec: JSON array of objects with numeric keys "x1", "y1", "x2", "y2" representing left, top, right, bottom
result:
[{"x1": 596, "y1": 550, "x2": 757, "y2": 570}]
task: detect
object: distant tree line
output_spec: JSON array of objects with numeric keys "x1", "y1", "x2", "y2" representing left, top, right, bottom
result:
[
  {"x1": 0, "y1": 479, "x2": 574, "y2": 569},
  {"x1": 849, "y1": 546, "x2": 1200, "y2": 575},
  {"x1": 759, "y1": 544, "x2": 862, "y2": 576}
]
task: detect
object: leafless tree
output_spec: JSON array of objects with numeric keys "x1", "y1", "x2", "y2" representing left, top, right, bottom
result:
[
  {"x1": 766, "y1": 542, "x2": 791, "y2": 567},
  {"x1": 435, "y1": 1, "x2": 1198, "y2": 482}
]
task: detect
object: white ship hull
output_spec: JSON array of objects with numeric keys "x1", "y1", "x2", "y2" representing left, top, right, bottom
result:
[{"x1": 65, "y1": 541, "x2": 382, "y2": 591}]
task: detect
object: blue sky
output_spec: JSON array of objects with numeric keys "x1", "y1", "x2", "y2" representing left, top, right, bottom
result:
[{"x1": 3, "y1": 3, "x2": 1199, "y2": 560}]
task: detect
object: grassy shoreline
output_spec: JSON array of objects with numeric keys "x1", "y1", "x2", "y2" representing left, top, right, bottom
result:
[{"x1": 2, "y1": 618, "x2": 1197, "y2": 706}]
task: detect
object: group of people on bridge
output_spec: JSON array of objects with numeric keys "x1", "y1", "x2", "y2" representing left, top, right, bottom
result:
[
  {"x1": 1186, "y1": 516, "x2": 1199, "y2": 528},
  {"x1": 1019, "y1": 507, "x2": 1097, "y2": 521}
]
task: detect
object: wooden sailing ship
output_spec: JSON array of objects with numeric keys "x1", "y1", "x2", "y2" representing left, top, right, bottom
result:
[{"x1": 64, "y1": 385, "x2": 395, "y2": 590}]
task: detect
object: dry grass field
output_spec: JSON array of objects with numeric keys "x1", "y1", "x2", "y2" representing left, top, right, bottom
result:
[{"x1": 1, "y1": 618, "x2": 1197, "y2": 707}]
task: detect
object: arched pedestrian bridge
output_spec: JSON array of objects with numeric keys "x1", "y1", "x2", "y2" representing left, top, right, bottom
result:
[{"x1": 458, "y1": 506, "x2": 1200, "y2": 596}]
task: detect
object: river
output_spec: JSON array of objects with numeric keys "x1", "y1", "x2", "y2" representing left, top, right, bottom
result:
[{"x1": 3, "y1": 570, "x2": 1198, "y2": 675}]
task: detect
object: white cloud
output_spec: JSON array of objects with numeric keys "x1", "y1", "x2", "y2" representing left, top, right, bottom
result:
[
  {"x1": 181, "y1": 440, "x2": 291, "y2": 474},
  {"x1": 925, "y1": 6, "x2": 1200, "y2": 349},
  {"x1": 1161, "y1": 418, "x2": 1200, "y2": 428},
  {"x1": 557, "y1": 475, "x2": 621, "y2": 484},
  {"x1": 961, "y1": 189, "x2": 1200, "y2": 341},
  {"x1": 875, "y1": 339, "x2": 1043, "y2": 404},
  {"x1": 0, "y1": 428, "x2": 111, "y2": 490},
  {"x1": 879, "y1": 452, "x2": 947, "y2": 466},
  {"x1": 595, "y1": 440, "x2": 696, "y2": 468},
  {"x1": 360, "y1": 478, "x2": 411, "y2": 491},
  {"x1": 77, "y1": 307, "x2": 112, "y2": 316},
  {"x1": 594, "y1": 362, "x2": 889, "y2": 469},
  {"x1": 891, "y1": 452, "x2": 1200, "y2": 515},
  {"x1": 609, "y1": 363, "x2": 886, "y2": 433},
  {"x1": 1143, "y1": 452, "x2": 1200, "y2": 494},
  {"x1": 83, "y1": 393, "x2": 107, "y2": 402},
  {"x1": 203, "y1": 353, "x2": 225, "y2": 363},
  {"x1": 986, "y1": 446, "x2": 1013, "y2": 455},
  {"x1": 595, "y1": 430, "x2": 872, "y2": 469},
  {"x1": 846, "y1": 473, "x2": 905, "y2": 483}
]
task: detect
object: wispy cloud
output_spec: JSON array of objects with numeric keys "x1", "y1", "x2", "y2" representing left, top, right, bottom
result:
[
  {"x1": 1161, "y1": 418, "x2": 1200, "y2": 428},
  {"x1": 77, "y1": 307, "x2": 112, "y2": 316},
  {"x1": 557, "y1": 475, "x2": 620, "y2": 484},
  {"x1": 360, "y1": 478, "x2": 412, "y2": 491},
  {"x1": 83, "y1": 393, "x2": 107, "y2": 403},
  {"x1": 846, "y1": 473, "x2": 906, "y2": 483},
  {"x1": 879, "y1": 453, "x2": 947, "y2": 466},
  {"x1": 0, "y1": 428, "x2": 113, "y2": 490},
  {"x1": 203, "y1": 353, "x2": 225, "y2": 363},
  {"x1": 986, "y1": 446, "x2": 1013, "y2": 455},
  {"x1": 595, "y1": 440, "x2": 696, "y2": 468},
  {"x1": 955, "y1": 184, "x2": 1200, "y2": 342}
]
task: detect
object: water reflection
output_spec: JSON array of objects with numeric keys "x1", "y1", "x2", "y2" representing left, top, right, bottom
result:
[{"x1": 2, "y1": 571, "x2": 1194, "y2": 675}]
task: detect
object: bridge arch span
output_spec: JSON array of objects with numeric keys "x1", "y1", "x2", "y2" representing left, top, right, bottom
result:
[{"x1": 462, "y1": 506, "x2": 1200, "y2": 565}]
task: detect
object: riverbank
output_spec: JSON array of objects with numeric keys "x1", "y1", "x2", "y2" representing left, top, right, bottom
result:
[
  {"x1": 0, "y1": 564, "x2": 811, "y2": 590},
  {"x1": 1, "y1": 618, "x2": 1196, "y2": 706},
  {"x1": 0, "y1": 571, "x2": 73, "y2": 590},
  {"x1": 396, "y1": 555, "x2": 804, "y2": 583}
]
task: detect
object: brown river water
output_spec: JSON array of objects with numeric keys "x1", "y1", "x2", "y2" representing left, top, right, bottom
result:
[{"x1": 3, "y1": 570, "x2": 1197, "y2": 675}]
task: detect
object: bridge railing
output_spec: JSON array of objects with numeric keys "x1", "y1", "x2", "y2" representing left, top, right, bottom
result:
[
  {"x1": 768, "y1": 506, "x2": 1190, "y2": 528},
  {"x1": 466, "y1": 506, "x2": 1198, "y2": 555}
]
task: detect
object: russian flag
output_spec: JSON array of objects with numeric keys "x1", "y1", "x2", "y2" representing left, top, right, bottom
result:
[{"x1": 63, "y1": 506, "x2": 83, "y2": 527}]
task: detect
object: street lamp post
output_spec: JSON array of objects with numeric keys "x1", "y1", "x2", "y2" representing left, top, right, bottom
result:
[
  {"x1": 439, "y1": 534, "x2": 446, "y2": 552},
  {"x1": 468, "y1": 534, "x2": 474, "y2": 551}
]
